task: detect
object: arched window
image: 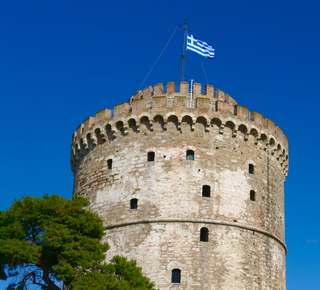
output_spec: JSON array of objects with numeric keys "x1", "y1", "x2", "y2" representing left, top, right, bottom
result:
[
  {"x1": 250, "y1": 190, "x2": 256, "y2": 201},
  {"x1": 200, "y1": 227, "x2": 209, "y2": 242},
  {"x1": 249, "y1": 164, "x2": 254, "y2": 174},
  {"x1": 186, "y1": 150, "x2": 194, "y2": 160},
  {"x1": 107, "y1": 159, "x2": 112, "y2": 169},
  {"x1": 171, "y1": 269, "x2": 181, "y2": 283},
  {"x1": 130, "y1": 198, "x2": 138, "y2": 209},
  {"x1": 147, "y1": 152, "x2": 155, "y2": 162},
  {"x1": 202, "y1": 185, "x2": 211, "y2": 197}
]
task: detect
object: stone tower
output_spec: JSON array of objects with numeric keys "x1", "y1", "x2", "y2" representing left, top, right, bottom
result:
[{"x1": 70, "y1": 82, "x2": 289, "y2": 289}]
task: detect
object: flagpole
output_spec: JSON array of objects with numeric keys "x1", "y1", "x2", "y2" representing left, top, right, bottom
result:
[{"x1": 180, "y1": 19, "x2": 187, "y2": 82}]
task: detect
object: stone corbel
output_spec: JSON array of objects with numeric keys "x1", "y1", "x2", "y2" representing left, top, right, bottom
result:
[{"x1": 219, "y1": 124, "x2": 224, "y2": 135}]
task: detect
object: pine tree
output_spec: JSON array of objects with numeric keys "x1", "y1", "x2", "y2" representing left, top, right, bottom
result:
[{"x1": 0, "y1": 195, "x2": 156, "y2": 290}]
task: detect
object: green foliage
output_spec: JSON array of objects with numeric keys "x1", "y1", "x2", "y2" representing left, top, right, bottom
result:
[
  {"x1": 71, "y1": 256, "x2": 156, "y2": 290},
  {"x1": 105, "y1": 256, "x2": 156, "y2": 289},
  {"x1": 0, "y1": 195, "x2": 156, "y2": 290}
]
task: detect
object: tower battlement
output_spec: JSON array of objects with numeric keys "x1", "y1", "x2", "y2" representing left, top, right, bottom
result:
[{"x1": 71, "y1": 82, "x2": 288, "y2": 177}]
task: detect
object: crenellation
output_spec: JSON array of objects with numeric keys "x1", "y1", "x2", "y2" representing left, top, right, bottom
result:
[
  {"x1": 114, "y1": 102, "x2": 129, "y2": 118},
  {"x1": 131, "y1": 98, "x2": 146, "y2": 115},
  {"x1": 215, "y1": 88, "x2": 225, "y2": 100},
  {"x1": 180, "y1": 81, "x2": 188, "y2": 94},
  {"x1": 95, "y1": 108, "x2": 111, "y2": 123},
  {"x1": 143, "y1": 86, "x2": 153, "y2": 99},
  {"x1": 250, "y1": 111, "x2": 263, "y2": 124},
  {"x1": 72, "y1": 131, "x2": 77, "y2": 144},
  {"x1": 196, "y1": 97, "x2": 210, "y2": 112},
  {"x1": 134, "y1": 89, "x2": 143, "y2": 100},
  {"x1": 205, "y1": 84, "x2": 214, "y2": 98},
  {"x1": 274, "y1": 126, "x2": 283, "y2": 137},
  {"x1": 154, "y1": 83, "x2": 163, "y2": 95},
  {"x1": 193, "y1": 82, "x2": 202, "y2": 96},
  {"x1": 263, "y1": 118, "x2": 275, "y2": 131},
  {"x1": 215, "y1": 100, "x2": 230, "y2": 114},
  {"x1": 225, "y1": 94, "x2": 237, "y2": 106},
  {"x1": 235, "y1": 105, "x2": 249, "y2": 120},
  {"x1": 76, "y1": 123, "x2": 84, "y2": 140},
  {"x1": 83, "y1": 116, "x2": 95, "y2": 132},
  {"x1": 166, "y1": 82, "x2": 176, "y2": 94}
]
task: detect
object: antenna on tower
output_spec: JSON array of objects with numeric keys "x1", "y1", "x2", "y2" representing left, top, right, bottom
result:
[
  {"x1": 180, "y1": 19, "x2": 187, "y2": 82},
  {"x1": 179, "y1": 20, "x2": 192, "y2": 82}
]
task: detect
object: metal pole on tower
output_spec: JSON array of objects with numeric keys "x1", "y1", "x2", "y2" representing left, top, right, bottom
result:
[{"x1": 180, "y1": 19, "x2": 187, "y2": 82}]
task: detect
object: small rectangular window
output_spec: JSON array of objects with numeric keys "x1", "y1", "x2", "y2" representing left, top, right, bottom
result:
[
  {"x1": 130, "y1": 198, "x2": 138, "y2": 209},
  {"x1": 172, "y1": 269, "x2": 181, "y2": 283},
  {"x1": 202, "y1": 185, "x2": 211, "y2": 197},
  {"x1": 186, "y1": 150, "x2": 194, "y2": 160},
  {"x1": 249, "y1": 164, "x2": 254, "y2": 174},
  {"x1": 250, "y1": 190, "x2": 256, "y2": 201},
  {"x1": 147, "y1": 152, "x2": 155, "y2": 162},
  {"x1": 107, "y1": 159, "x2": 112, "y2": 169},
  {"x1": 200, "y1": 227, "x2": 209, "y2": 242}
]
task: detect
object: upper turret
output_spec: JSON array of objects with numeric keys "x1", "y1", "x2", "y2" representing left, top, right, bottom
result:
[{"x1": 70, "y1": 82, "x2": 289, "y2": 176}]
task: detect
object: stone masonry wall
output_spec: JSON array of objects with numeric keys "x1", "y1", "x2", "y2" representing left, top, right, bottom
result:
[
  {"x1": 71, "y1": 82, "x2": 288, "y2": 289},
  {"x1": 105, "y1": 224, "x2": 286, "y2": 289}
]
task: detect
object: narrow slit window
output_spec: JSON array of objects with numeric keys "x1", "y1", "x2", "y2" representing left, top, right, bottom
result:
[
  {"x1": 186, "y1": 150, "x2": 194, "y2": 160},
  {"x1": 202, "y1": 185, "x2": 211, "y2": 197},
  {"x1": 147, "y1": 152, "x2": 155, "y2": 162},
  {"x1": 249, "y1": 164, "x2": 254, "y2": 174},
  {"x1": 107, "y1": 159, "x2": 112, "y2": 169},
  {"x1": 171, "y1": 269, "x2": 181, "y2": 283},
  {"x1": 130, "y1": 198, "x2": 138, "y2": 209},
  {"x1": 200, "y1": 227, "x2": 209, "y2": 242},
  {"x1": 250, "y1": 190, "x2": 256, "y2": 201}
]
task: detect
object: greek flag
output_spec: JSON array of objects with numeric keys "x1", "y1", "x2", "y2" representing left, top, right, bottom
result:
[{"x1": 187, "y1": 33, "x2": 215, "y2": 59}]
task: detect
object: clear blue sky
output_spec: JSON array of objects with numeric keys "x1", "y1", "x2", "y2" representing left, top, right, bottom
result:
[{"x1": 0, "y1": 0, "x2": 319, "y2": 289}]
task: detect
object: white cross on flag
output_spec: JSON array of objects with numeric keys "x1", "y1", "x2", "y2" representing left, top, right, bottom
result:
[{"x1": 187, "y1": 33, "x2": 215, "y2": 59}]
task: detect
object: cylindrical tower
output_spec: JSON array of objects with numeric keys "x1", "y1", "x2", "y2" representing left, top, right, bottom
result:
[{"x1": 71, "y1": 82, "x2": 289, "y2": 289}]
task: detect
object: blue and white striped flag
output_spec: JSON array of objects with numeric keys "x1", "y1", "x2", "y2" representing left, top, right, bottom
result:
[{"x1": 187, "y1": 33, "x2": 215, "y2": 59}]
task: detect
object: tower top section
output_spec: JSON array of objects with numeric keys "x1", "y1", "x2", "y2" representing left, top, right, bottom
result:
[
  {"x1": 71, "y1": 82, "x2": 288, "y2": 176},
  {"x1": 128, "y1": 82, "x2": 230, "y2": 103}
]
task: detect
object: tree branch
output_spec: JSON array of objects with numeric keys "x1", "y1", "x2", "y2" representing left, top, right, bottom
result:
[
  {"x1": 39, "y1": 262, "x2": 61, "y2": 290},
  {"x1": 30, "y1": 271, "x2": 48, "y2": 289}
]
